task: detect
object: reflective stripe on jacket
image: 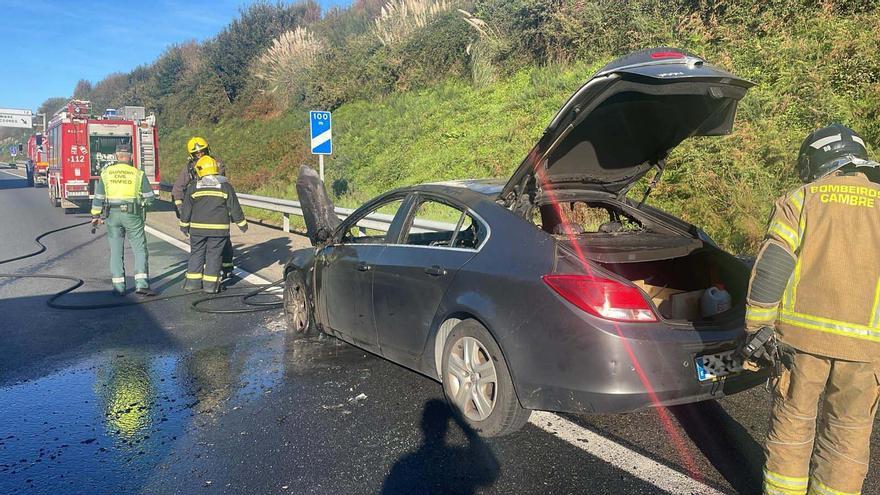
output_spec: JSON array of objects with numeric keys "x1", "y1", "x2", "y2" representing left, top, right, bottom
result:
[
  {"x1": 179, "y1": 174, "x2": 246, "y2": 237},
  {"x1": 746, "y1": 171, "x2": 880, "y2": 362}
]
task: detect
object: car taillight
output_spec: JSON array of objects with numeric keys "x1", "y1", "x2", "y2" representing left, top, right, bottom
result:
[{"x1": 542, "y1": 274, "x2": 657, "y2": 322}]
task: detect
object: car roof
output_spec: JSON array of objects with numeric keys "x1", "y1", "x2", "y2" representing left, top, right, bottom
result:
[{"x1": 404, "y1": 179, "x2": 505, "y2": 205}]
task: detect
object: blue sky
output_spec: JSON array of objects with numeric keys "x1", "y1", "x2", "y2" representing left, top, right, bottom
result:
[{"x1": 0, "y1": 0, "x2": 348, "y2": 112}]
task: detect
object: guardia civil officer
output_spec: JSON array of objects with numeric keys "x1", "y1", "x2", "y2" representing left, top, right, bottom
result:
[
  {"x1": 172, "y1": 137, "x2": 235, "y2": 278},
  {"x1": 90, "y1": 143, "x2": 156, "y2": 296},
  {"x1": 179, "y1": 156, "x2": 247, "y2": 293},
  {"x1": 744, "y1": 124, "x2": 880, "y2": 495}
]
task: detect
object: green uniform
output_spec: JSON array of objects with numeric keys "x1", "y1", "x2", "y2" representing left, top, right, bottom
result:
[{"x1": 91, "y1": 163, "x2": 155, "y2": 292}]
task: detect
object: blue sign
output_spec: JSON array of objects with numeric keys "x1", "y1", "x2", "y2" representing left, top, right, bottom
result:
[
  {"x1": 309, "y1": 111, "x2": 332, "y2": 155},
  {"x1": 8, "y1": 145, "x2": 16, "y2": 157}
]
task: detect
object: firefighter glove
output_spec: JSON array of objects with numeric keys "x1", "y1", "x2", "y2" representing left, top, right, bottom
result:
[
  {"x1": 90, "y1": 216, "x2": 103, "y2": 226},
  {"x1": 738, "y1": 326, "x2": 778, "y2": 370},
  {"x1": 180, "y1": 226, "x2": 189, "y2": 237},
  {"x1": 239, "y1": 223, "x2": 248, "y2": 233}
]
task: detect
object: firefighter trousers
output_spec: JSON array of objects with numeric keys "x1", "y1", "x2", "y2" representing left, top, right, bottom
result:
[
  {"x1": 185, "y1": 235, "x2": 227, "y2": 293},
  {"x1": 221, "y1": 237, "x2": 234, "y2": 275},
  {"x1": 763, "y1": 351, "x2": 880, "y2": 495},
  {"x1": 105, "y1": 210, "x2": 149, "y2": 292}
]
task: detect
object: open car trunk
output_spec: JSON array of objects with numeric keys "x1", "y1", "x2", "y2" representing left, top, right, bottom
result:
[
  {"x1": 559, "y1": 236, "x2": 748, "y2": 323},
  {"x1": 544, "y1": 199, "x2": 748, "y2": 324},
  {"x1": 597, "y1": 246, "x2": 749, "y2": 324}
]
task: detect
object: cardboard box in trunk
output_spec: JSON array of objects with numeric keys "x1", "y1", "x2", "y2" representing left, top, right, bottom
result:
[{"x1": 632, "y1": 280, "x2": 703, "y2": 320}]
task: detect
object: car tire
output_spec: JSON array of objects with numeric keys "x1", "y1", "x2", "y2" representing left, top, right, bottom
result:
[
  {"x1": 441, "y1": 319, "x2": 530, "y2": 437},
  {"x1": 283, "y1": 269, "x2": 316, "y2": 338}
]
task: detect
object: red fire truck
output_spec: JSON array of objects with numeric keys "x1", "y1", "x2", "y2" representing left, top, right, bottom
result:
[
  {"x1": 25, "y1": 133, "x2": 49, "y2": 187},
  {"x1": 46, "y1": 100, "x2": 160, "y2": 212}
]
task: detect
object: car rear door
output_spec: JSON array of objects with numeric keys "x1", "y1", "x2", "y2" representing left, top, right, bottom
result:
[
  {"x1": 372, "y1": 195, "x2": 486, "y2": 365},
  {"x1": 319, "y1": 196, "x2": 407, "y2": 351}
]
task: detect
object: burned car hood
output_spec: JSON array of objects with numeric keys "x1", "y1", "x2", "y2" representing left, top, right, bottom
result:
[{"x1": 501, "y1": 48, "x2": 754, "y2": 201}]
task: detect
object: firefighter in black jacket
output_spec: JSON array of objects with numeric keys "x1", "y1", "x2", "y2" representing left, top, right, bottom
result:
[
  {"x1": 179, "y1": 156, "x2": 248, "y2": 293},
  {"x1": 173, "y1": 136, "x2": 235, "y2": 279}
]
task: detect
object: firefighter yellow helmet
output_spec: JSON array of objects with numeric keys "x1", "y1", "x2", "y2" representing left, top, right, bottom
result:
[
  {"x1": 187, "y1": 136, "x2": 209, "y2": 155},
  {"x1": 194, "y1": 156, "x2": 219, "y2": 178}
]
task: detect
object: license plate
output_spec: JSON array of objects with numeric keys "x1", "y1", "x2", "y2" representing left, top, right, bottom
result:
[{"x1": 695, "y1": 349, "x2": 743, "y2": 382}]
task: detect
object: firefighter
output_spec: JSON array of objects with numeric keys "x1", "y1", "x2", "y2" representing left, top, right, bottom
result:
[
  {"x1": 179, "y1": 155, "x2": 247, "y2": 293},
  {"x1": 90, "y1": 143, "x2": 156, "y2": 296},
  {"x1": 172, "y1": 137, "x2": 235, "y2": 279},
  {"x1": 744, "y1": 124, "x2": 880, "y2": 495}
]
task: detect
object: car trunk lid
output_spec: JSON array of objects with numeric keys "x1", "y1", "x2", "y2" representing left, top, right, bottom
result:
[{"x1": 500, "y1": 47, "x2": 754, "y2": 203}]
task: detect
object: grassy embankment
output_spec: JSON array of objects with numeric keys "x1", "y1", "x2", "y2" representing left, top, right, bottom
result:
[{"x1": 160, "y1": 8, "x2": 880, "y2": 255}]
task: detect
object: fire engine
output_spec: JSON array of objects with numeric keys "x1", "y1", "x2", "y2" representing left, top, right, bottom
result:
[
  {"x1": 25, "y1": 133, "x2": 48, "y2": 187},
  {"x1": 46, "y1": 100, "x2": 160, "y2": 212}
]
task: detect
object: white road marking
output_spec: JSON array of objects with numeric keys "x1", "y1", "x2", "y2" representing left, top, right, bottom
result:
[
  {"x1": 529, "y1": 411, "x2": 723, "y2": 494},
  {"x1": 144, "y1": 225, "x2": 277, "y2": 286},
  {"x1": 0, "y1": 168, "x2": 27, "y2": 178},
  {"x1": 146, "y1": 221, "x2": 721, "y2": 494}
]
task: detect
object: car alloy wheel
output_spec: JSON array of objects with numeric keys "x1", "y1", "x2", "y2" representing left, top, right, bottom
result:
[
  {"x1": 441, "y1": 320, "x2": 530, "y2": 436},
  {"x1": 445, "y1": 336, "x2": 498, "y2": 421},
  {"x1": 283, "y1": 270, "x2": 314, "y2": 337}
]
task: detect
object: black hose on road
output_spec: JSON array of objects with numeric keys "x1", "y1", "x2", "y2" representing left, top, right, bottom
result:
[{"x1": 0, "y1": 221, "x2": 284, "y2": 313}]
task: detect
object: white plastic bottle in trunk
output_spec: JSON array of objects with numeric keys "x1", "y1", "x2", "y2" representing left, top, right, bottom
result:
[{"x1": 700, "y1": 285, "x2": 731, "y2": 317}]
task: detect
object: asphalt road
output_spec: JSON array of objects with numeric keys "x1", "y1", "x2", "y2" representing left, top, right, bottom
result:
[{"x1": 1, "y1": 168, "x2": 878, "y2": 495}]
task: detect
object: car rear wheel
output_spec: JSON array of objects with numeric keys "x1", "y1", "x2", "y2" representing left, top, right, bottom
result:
[
  {"x1": 283, "y1": 270, "x2": 316, "y2": 338},
  {"x1": 441, "y1": 319, "x2": 530, "y2": 437}
]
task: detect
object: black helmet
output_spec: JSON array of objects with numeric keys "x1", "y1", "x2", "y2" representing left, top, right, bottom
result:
[{"x1": 796, "y1": 124, "x2": 869, "y2": 182}]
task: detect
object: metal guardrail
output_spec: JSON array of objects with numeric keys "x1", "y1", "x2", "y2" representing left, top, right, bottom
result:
[{"x1": 159, "y1": 184, "x2": 454, "y2": 234}]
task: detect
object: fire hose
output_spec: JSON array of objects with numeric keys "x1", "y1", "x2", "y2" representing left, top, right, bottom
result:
[{"x1": 0, "y1": 220, "x2": 284, "y2": 314}]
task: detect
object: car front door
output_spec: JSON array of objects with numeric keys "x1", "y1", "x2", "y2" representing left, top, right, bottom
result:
[
  {"x1": 318, "y1": 196, "x2": 407, "y2": 351},
  {"x1": 372, "y1": 196, "x2": 486, "y2": 365}
]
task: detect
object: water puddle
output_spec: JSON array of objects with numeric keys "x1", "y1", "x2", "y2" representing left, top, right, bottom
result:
[{"x1": 0, "y1": 321, "x2": 294, "y2": 494}]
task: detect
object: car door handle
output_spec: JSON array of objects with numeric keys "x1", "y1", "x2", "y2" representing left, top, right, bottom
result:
[
  {"x1": 424, "y1": 265, "x2": 447, "y2": 276},
  {"x1": 357, "y1": 262, "x2": 371, "y2": 272}
]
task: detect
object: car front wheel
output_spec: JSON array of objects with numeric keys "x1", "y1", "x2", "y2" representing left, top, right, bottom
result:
[
  {"x1": 283, "y1": 269, "x2": 316, "y2": 338},
  {"x1": 441, "y1": 319, "x2": 530, "y2": 437}
]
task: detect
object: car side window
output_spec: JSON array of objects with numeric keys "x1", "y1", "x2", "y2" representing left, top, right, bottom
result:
[
  {"x1": 402, "y1": 199, "x2": 484, "y2": 250},
  {"x1": 340, "y1": 198, "x2": 404, "y2": 244}
]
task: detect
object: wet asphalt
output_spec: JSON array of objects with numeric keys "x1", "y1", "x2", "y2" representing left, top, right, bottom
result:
[{"x1": 0, "y1": 168, "x2": 878, "y2": 495}]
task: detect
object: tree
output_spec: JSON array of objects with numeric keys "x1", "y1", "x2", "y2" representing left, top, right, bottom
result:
[
  {"x1": 206, "y1": 1, "x2": 321, "y2": 102},
  {"x1": 73, "y1": 79, "x2": 93, "y2": 100},
  {"x1": 37, "y1": 97, "x2": 69, "y2": 117}
]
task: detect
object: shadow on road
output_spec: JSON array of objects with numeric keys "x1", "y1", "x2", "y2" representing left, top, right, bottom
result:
[
  {"x1": 233, "y1": 236, "x2": 292, "y2": 278},
  {"x1": 382, "y1": 399, "x2": 499, "y2": 495},
  {"x1": 669, "y1": 400, "x2": 764, "y2": 495}
]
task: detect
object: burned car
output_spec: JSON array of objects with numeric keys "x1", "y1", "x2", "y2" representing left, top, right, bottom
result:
[{"x1": 284, "y1": 47, "x2": 765, "y2": 437}]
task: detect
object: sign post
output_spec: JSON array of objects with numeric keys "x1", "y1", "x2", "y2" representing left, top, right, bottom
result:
[{"x1": 309, "y1": 111, "x2": 332, "y2": 181}]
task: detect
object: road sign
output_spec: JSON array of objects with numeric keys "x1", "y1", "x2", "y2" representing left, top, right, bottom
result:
[
  {"x1": 9, "y1": 145, "x2": 17, "y2": 157},
  {"x1": 310, "y1": 111, "x2": 332, "y2": 155},
  {"x1": 310, "y1": 111, "x2": 332, "y2": 181},
  {"x1": 0, "y1": 107, "x2": 34, "y2": 129}
]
